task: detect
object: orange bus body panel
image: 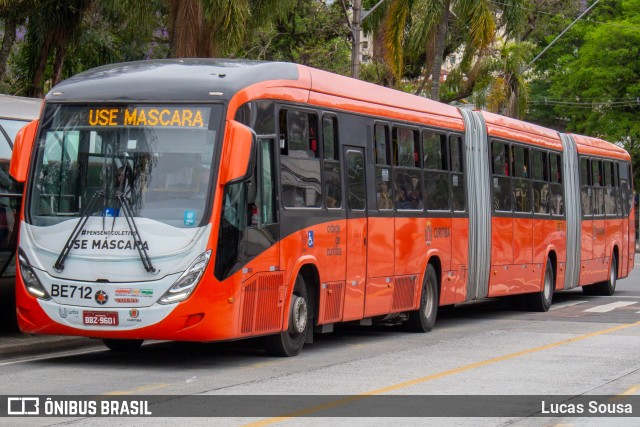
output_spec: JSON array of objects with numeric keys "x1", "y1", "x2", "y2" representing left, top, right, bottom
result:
[{"x1": 10, "y1": 119, "x2": 39, "y2": 183}]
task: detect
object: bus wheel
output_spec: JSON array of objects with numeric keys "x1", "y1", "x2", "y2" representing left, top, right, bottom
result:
[
  {"x1": 103, "y1": 339, "x2": 143, "y2": 352},
  {"x1": 405, "y1": 264, "x2": 438, "y2": 332},
  {"x1": 527, "y1": 259, "x2": 554, "y2": 312},
  {"x1": 597, "y1": 256, "x2": 617, "y2": 296},
  {"x1": 264, "y1": 276, "x2": 309, "y2": 357}
]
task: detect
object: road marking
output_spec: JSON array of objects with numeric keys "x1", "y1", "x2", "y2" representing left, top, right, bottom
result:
[
  {"x1": 241, "y1": 320, "x2": 640, "y2": 427},
  {"x1": 619, "y1": 385, "x2": 640, "y2": 396},
  {"x1": 0, "y1": 347, "x2": 105, "y2": 367},
  {"x1": 103, "y1": 383, "x2": 170, "y2": 395},
  {"x1": 584, "y1": 301, "x2": 637, "y2": 313},
  {"x1": 550, "y1": 300, "x2": 588, "y2": 311}
]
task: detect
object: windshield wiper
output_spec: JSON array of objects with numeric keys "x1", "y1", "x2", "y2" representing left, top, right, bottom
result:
[
  {"x1": 116, "y1": 192, "x2": 156, "y2": 273},
  {"x1": 53, "y1": 190, "x2": 104, "y2": 272}
]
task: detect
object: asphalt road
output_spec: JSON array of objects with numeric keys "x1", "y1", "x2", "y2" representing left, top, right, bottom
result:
[{"x1": 1, "y1": 255, "x2": 639, "y2": 426}]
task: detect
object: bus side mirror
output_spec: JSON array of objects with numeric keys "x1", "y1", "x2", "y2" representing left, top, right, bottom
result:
[
  {"x1": 10, "y1": 119, "x2": 39, "y2": 183},
  {"x1": 219, "y1": 120, "x2": 256, "y2": 186}
]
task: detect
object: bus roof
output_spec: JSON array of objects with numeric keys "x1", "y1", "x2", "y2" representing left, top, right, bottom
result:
[
  {"x1": 571, "y1": 133, "x2": 630, "y2": 161},
  {"x1": 480, "y1": 110, "x2": 563, "y2": 150},
  {"x1": 46, "y1": 59, "x2": 300, "y2": 103},
  {"x1": 0, "y1": 94, "x2": 41, "y2": 120},
  {"x1": 303, "y1": 66, "x2": 463, "y2": 127}
]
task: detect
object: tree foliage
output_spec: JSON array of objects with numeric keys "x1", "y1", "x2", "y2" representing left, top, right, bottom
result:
[
  {"x1": 525, "y1": 0, "x2": 640, "y2": 190},
  {"x1": 237, "y1": 0, "x2": 350, "y2": 75}
]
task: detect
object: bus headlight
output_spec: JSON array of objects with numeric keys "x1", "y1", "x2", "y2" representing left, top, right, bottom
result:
[
  {"x1": 18, "y1": 249, "x2": 51, "y2": 300},
  {"x1": 158, "y1": 250, "x2": 211, "y2": 304}
]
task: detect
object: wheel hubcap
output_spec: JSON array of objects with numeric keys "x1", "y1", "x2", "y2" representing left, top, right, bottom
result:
[
  {"x1": 290, "y1": 296, "x2": 307, "y2": 334},
  {"x1": 423, "y1": 279, "x2": 434, "y2": 318},
  {"x1": 610, "y1": 264, "x2": 616, "y2": 290},
  {"x1": 543, "y1": 269, "x2": 551, "y2": 300}
]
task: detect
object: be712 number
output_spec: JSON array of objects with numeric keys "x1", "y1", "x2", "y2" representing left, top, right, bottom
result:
[{"x1": 51, "y1": 284, "x2": 92, "y2": 299}]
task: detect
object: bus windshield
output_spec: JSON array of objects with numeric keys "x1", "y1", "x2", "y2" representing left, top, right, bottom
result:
[{"x1": 28, "y1": 104, "x2": 221, "y2": 229}]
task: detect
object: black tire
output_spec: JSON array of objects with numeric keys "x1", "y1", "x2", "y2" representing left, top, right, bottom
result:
[
  {"x1": 527, "y1": 259, "x2": 554, "y2": 312},
  {"x1": 103, "y1": 339, "x2": 143, "y2": 352},
  {"x1": 264, "y1": 276, "x2": 309, "y2": 357},
  {"x1": 405, "y1": 264, "x2": 438, "y2": 332},
  {"x1": 597, "y1": 256, "x2": 617, "y2": 296}
]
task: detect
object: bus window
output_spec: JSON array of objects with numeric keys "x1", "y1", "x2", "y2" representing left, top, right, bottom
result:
[
  {"x1": 512, "y1": 146, "x2": 531, "y2": 213},
  {"x1": 604, "y1": 161, "x2": 617, "y2": 216},
  {"x1": 549, "y1": 153, "x2": 563, "y2": 216},
  {"x1": 393, "y1": 127, "x2": 419, "y2": 168},
  {"x1": 580, "y1": 157, "x2": 592, "y2": 216},
  {"x1": 279, "y1": 109, "x2": 322, "y2": 208},
  {"x1": 422, "y1": 130, "x2": 446, "y2": 170},
  {"x1": 259, "y1": 139, "x2": 276, "y2": 224},
  {"x1": 346, "y1": 150, "x2": 365, "y2": 211},
  {"x1": 322, "y1": 116, "x2": 341, "y2": 209},
  {"x1": 531, "y1": 150, "x2": 549, "y2": 214},
  {"x1": 492, "y1": 141, "x2": 511, "y2": 212},
  {"x1": 619, "y1": 162, "x2": 631, "y2": 215},
  {"x1": 374, "y1": 124, "x2": 393, "y2": 210},
  {"x1": 450, "y1": 135, "x2": 465, "y2": 212},
  {"x1": 423, "y1": 130, "x2": 448, "y2": 212},
  {"x1": 394, "y1": 127, "x2": 421, "y2": 210},
  {"x1": 254, "y1": 101, "x2": 276, "y2": 135},
  {"x1": 591, "y1": 159, "x2": 604, "y2": 216},
  {"x1": 374, "y1": 124, "x2": 390, "y2": 165},
  {"x1": 423, "y1": 169, "x2": 449, "y2": 211}
]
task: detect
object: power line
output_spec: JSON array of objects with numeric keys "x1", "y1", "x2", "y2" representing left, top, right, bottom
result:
[
  {"x1": 489, "y1": 0, "x2": 640, "y2": 29},
  {"x1": 529, "y1": 99, "x2": 640, "y2": 105},
  {"x1": 528, "y1": 101, "x2": 640, "y2": 109}
]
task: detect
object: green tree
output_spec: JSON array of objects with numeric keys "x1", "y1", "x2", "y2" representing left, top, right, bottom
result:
[
  {"x1": 0, "y1": 0, "x2": 31, "y2": 85},
  {"x1": 526, "y1": 0, "x2": 640, "y2": 189},
  {"x1": 239, "y1": 0, "x2": 351, "y2": 75}
]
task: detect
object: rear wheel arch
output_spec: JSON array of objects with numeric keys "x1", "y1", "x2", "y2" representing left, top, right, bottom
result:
[
  {"x1": 426, "y1": 255, "x2": 442, "y2": 305},
  {"x1": 546, "y1": 250, "x2": 558, "y2": 290},
  {"x1": 297, "y1": 263, "x2": 320, "y2": 327}
]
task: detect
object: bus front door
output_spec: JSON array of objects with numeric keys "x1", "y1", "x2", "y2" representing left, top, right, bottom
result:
[{"x1": 342, "y1": 146, "x2": 367, "y2": 321}]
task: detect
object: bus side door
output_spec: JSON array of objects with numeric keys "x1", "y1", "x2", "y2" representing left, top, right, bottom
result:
[{"x1": 342, "y1": 146, "x2": 367, "y2": 321}]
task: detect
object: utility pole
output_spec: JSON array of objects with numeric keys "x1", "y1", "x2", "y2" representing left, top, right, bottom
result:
[
  {"x1": 344, "y1": 0, "x2": 386, "y2": 79},
  {"x1": 350, "y1": 0, "x2": 362, "y2": 79}
]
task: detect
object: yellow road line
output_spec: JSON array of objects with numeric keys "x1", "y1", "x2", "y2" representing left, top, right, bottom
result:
[
  {"x1": 619, "y1": 385, "x2": 640, "y2": 396},
  {"x1": 103, "y1": 383, "x2": 170, "y2": 395},
  {"x1": 242, "y1": 320, "x2": 640, "y2": 427}
]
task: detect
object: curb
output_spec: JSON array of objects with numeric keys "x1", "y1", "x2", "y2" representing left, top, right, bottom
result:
[{"x1": 0, "y1": 335, "x2": 99, "y2": 359}]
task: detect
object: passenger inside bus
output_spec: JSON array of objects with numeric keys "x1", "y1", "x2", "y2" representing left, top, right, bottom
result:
[{"x1": 376, "y1": 181, "x2": 393, "y2": 209}]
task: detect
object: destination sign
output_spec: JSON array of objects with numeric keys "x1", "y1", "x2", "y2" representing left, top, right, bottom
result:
[{"x1": 87, "y1": 106, "x2": 210, "y2": 128}]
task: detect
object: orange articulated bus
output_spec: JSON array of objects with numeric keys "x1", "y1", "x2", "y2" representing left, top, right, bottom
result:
[{"x1": 9, "y1": 60, "x2": 635, "y2": 355}]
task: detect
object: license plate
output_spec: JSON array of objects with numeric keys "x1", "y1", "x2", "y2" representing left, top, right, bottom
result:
[{"x1": 83, "y1": 311, "x2": 119, "y2": 326}]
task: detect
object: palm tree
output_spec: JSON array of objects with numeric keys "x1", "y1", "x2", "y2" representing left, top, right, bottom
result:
[
  {"x1": 381, "y1": 0, "x2": 528, "y2": 101},
  {"x1": 168, "y1": 0, "x2": 297, "y2": 58},
  {"x1": 472, "y1": 41, "x2": 533, "y2": 118}
]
